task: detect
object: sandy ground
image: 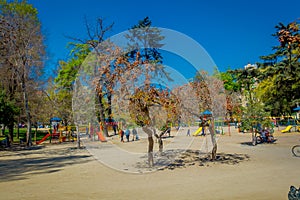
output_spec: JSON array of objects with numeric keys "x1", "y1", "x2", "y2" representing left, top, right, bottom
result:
[{"x1": 0, "y1": 127, "x2": 300, "y2": 200}]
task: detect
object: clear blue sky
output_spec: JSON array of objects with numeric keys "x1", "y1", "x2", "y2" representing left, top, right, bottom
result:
[{"x1": 27, "y1": 0, "x2": 300, "y2": 78}]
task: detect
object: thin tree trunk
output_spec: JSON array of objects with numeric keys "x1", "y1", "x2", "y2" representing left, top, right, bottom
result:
[
  {"x1": 21, "y1": 78, "x2": 32, "y2": 146},
  {"x1": 76, "y1": 125, "x2": 80, "y2": 149},
  {"x1": 1, "y1": 125, "x2": 4, "y2": 136},
  {"x1": 107, "y1": 92, "x2": 112, "y2": 119},
  {"x1": 158, "y1": 137, "x2": 163, "y2": 153},
  {"x1": 148, "y1": 136, "x2": 154, "y2": 167},
  {"x1": 35, "y1": 127, "x2": 37, "y2": 145},
  {"x1": 8, "y1": 123, "x2": 14, "y2": 145},
  {"x1": 209, "y1": 118, "x2": 217, "y2": 160},
  {"x1": 17, "y1": 115, "x2": 20, "y2": 139},
  {"x1": 155, "y1": 127, "x2": 168, "y2": 154},
  {"x1": 252, "y1": 129, "x2": 257, "y2": 146},
  {"x1": 143, "y1": 126, "x2": 154, "y2": 167},
  {"x1": 98, "y1": 95, "x2": 109, "y2": 137}
]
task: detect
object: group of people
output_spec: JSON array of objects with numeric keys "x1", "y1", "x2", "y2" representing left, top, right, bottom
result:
[
  {"x1": 118, "y1": 127, "x2": 139, "y2": 142},
  {"x1": 259, "y1": 127, "x2": 274, "y2": 142}
]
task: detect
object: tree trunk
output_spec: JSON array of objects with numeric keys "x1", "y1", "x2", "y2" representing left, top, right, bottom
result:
[
  {"x1": 17, "y1": 115, "x2": 20, "y2": 139},
  {"x1": 98, "y1": 95, "x2": 109, "y2": 137},
  {"x1": 158, "y1": 137, "x2": 163, "y2": 153},
  {"x1": 148, "y1": 136, "x2": 154, "y2": 167},
  {"x1": 209, "y1": 118, "x2": 217, "y2": 160},
  {"x1": 1, "y1": 125, "x2": 4, "y2": 136},
  {"x1": 154, "y1": 133, "x2": 163, "y2": 154},
  {"x1": 252, "y1": 129, "x2": 257, "y2": 146},
  {"x1": 8, "y1": 123, "x2": 14, "y2": 145},
  {"x1": 107, "y1": 92, "x2": 112, "y2": 119},
  {"x1": 143, "y1": 126, "x2": 154, "y2": 167},
  {"x1": 76, "y1": 125, "x2": 80, "y2": 149},
  {"x1": 155, "y1": 127, "x2": 168, "y2": 154},
  {"x1": 21, "y1": 78, "x2": 32, "y2": 147}
]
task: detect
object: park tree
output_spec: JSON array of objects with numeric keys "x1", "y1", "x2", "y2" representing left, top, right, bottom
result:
[
  {"x1": 230, "y1": 65, "x2": 272, "y2": 144},
  {"x1": 71, "y1": 16, "x2": 170, "y2": 143},
  {"x1": 173, "y1": 71, "x2": 226, "y2": 160},
  {"x1": 128, "y1": 85, "x2": 180, "y2": 166},
  {"x1": 68, "y1": 18, "x2": 115, "y2": 137},
  {"x1": 92, "y1": 17, "x2": 172, "y2": 165},
  {"x1": 259, "y1": 20, "x2": 300, "y2": 115},
  {"x1": 122, "y1": 17, "x2": 175, "y2": 165},
  {"x1": 192, "y1": 71, "x2": 226, "y2": 159},
  {"x1": 217, "y1": 69, "x2": 243, "y2": 123},
  {"x1": 0, "y1": 0, "x2": 45, "y2": 146},
  {"x1": 53, "y1": 43, "x2": 91, "y2": 126},
  {"x1": 0, "y1": 88, "x2": 19, "y2": 140}
]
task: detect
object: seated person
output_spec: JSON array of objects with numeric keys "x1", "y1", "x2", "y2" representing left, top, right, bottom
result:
[{"x1": 260, "y1": 129, "x2": 267, "y2": 141}]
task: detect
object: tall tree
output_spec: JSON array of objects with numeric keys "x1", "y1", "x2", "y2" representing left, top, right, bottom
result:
[
  {"x1": 128, "y1": 86, "x2": 179, "y2": 167},
  {"x1": 54, "y1": 43, "x2": 90, "y2": 126},
  {"x1": 192, "y1": 71, "x2": 226, "y2": 159},
  {"x1": 173, "y1": 71, "x2": 226, "y2": 160},
  {"x1": 0, "y1": 0, "x2": 45, "y2": 146},
  {"x1": 259, "y1": 20, "x2": 300, "y2": 115}
]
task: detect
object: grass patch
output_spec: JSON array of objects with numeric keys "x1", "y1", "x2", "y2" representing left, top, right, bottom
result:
[{"x1": 3, "y1": 128, "x2": 50, "y2": 142}]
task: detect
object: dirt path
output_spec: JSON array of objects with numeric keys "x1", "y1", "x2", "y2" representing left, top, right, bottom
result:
[{"x1": 0, "y1": 128, "x2": 299, "y2": 200}]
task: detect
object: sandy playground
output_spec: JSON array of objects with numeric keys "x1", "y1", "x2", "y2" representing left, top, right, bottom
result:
[{"x1": 0, "y1": 126, "x2": 300, "y2": 200}]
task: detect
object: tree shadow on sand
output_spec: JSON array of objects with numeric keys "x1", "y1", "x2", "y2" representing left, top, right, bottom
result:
[
  {"x1": 0, "y1": 146, "x2": 92, "y2": 182},
  {"x1": 163, "y1": 150, "x2": 250, "y2": 170},
  {"x1": 240, "y1": 141, "x2": 277, "y2": 146},
  {"x1": 135, "y1": 149, "x2": 250, "y2": 171}
]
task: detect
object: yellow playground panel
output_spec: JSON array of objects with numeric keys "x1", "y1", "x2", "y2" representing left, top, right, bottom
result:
[
  {"x1": 192, "y1": 127, "x2": 203, "y2": 136},
  {"x1": 281, "y1": 125, "x2": 294, "y2": 133}
]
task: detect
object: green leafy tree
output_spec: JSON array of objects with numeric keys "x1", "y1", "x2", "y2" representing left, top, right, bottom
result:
[
  {"x1": 53, "y1": 43, "x2": 90, "y2": 126},
  {"x1": 55, "y1": 18, "x2": 114, "y2": 138},
  {"x1": 0, "y1": 0, "x2": 45, "y2": 146},
  {"x1": 0, "y1": 89, "x2": 19, "y2": 140},
  {"x1": 231, "y1": 66, "x2": 272, "y2": 144},
  {"x1": 259, "y1": 20, "x2": 300, "y2": 115}
]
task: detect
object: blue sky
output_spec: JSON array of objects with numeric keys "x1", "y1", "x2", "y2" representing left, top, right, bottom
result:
[{"x1": 27, "y1": 0, "x2": 300, "y2": 78}]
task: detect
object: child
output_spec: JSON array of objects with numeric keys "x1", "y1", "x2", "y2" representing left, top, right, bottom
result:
[
  {"x1": 125, "y1": 129, "x2": 130, "y2": 142},
  {"x1": 119, "y1": 129, "x2": 124, "y2": 142}
]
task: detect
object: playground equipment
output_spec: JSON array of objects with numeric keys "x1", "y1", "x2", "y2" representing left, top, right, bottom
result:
[
  {"x1": 36, "y1": 127, "x2": 77, "y2": 145},
  {"x1": 281, "y1": 125, "x2": 293, "y2": 133},
  {"x1": 192, "y1": 127, "x2": 203, "y2": 136},
  {"x1": 96, "y1": 131, "x2": 107, "y2": 142},
  {"x1": 36, "y1": 133, "x2": 51, "y2": 145}
]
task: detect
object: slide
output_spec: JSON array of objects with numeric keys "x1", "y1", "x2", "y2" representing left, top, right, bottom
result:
[
  {"x1": 36, "y1": 133, "x2": 51, "y2": 145},
  {"x1": 192, "y1": 127, "x2": 203, "y2": 136},
  {"x1": 96, "y1": 131, "x2": 107, "y2": 142},
  {"x1": 281, "y1": 125, "x2": 293, "y2": 133}
]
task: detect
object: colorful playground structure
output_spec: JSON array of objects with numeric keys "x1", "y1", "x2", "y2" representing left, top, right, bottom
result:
[
  {"x1": 192, "y1": 127, "x2": 203, "y2": 136},
  {"x1": 36, "y1": 126, "x2": 77, "y2": 145},
  {"x1": 36, "y1": 117, "x2": 78, "y2": 145},
  {"x1": 281, "y1": 125, "x2": 300, "y2": 133}
]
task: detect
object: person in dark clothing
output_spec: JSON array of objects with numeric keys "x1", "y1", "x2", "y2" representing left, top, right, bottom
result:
[{"x1": 119, "y1": 129, "x2": 124, "y2": 142}]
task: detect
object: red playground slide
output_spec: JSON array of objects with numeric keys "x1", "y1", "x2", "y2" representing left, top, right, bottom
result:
[
  {"x1": 36, "y1": 133, "x2": 51, "y2": 145},
  {"x1": 96, "y1": 131, "x2": 107, "y2": 142}
]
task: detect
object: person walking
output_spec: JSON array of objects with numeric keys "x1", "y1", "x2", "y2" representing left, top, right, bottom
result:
[
  {"x1": 119, "y1": 129, "x2": 124, "y2": 142},
  {"x1": 132, "y1": 128, "x2": 138, "y2": 141},
  {"x1": 125, "y1": 129, "x2": 130, "y2": 142},
  {"x1": 186, "y1": 129, "x2": 190, "y2": 136}
]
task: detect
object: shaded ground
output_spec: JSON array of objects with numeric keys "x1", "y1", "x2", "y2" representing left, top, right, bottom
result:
[
  {"x1": 164, "y1": 150, "x2": 250, "y2": 170},
  {"x1": 0, "y1": 144, "x2": 92, "y2": 182}
]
